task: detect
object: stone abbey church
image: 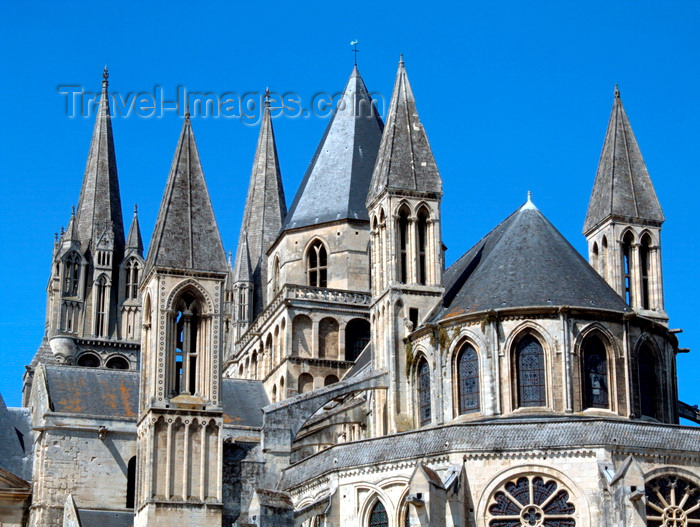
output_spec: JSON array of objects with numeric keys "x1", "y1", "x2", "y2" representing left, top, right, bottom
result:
[{"x1": 0, "y1": 58, "x2": 699, "y2": 527}]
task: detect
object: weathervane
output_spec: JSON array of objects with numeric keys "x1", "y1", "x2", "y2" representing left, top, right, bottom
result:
[{"x1": 350, "y1": 40, "x2": 359, "y2": 65}]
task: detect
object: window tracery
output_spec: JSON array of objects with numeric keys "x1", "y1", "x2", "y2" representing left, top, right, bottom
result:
[
  {"x1": 417, "y1": 357, "x2": 431, "y2": 425},
  {"x1": 582, "y1": 334, "x2": 609, "y2": 409},
  {"x1": 307, "y1": 240, "x2": 328, "y2": 288},
  {"x1": 457, "y1": 342, "x2": 480, "y2": 414},
  {"x1": 516, "y1": 335, "x2": 546, "y2": 408},
  {"x1": 645, "y1": 475, "x2": 700, "y2": 526},
  {"x1": 487, "y1": 475, "x2": 576, "y2": 526}
]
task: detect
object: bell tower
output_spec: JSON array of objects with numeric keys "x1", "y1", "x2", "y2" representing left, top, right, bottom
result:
[
  {"x1": 583, "y1": 86, "x2": 666, "y2": 322},
  {"x1": 135, "y1": 113, "x2": 228, "y2": 527},
  {"x1": 366, "y1": 57, "x2": 444, "y2": 435}
]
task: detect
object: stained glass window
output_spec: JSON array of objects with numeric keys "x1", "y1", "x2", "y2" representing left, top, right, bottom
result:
[
  {"x1": 418, "y1": 358, "x2": 431, "y2": 425},
  {"x1": 517, "y1": 336, "x2": 546, "y2": 408},
  {"x1": 458, "y1": 343, "x2": 480, "y2": 414},
  {"x1": 582, "y1": 335, "x2": 609, "y2": 409},
  {"x1": 488, "y1": 476, "x2": 576, "y2": 526},
  {"x1": 646, "y1": 475, "x2": 700, "y2": 527},
  {"x1": 369, "y1": 500, "x2": 389, "y2": 527}
]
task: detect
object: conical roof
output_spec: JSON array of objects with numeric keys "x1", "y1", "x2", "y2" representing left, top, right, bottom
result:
[
  {"x1": 232, "y1": 231, "x2": 252, "y2": 283},
  {"x1": 283, "y1": 66, "x2": 384, "y2": 230},
  {"x1": 432, "y1": 198, "x2": 630, "y2": 322},
  {"x1": 75, "y1": 68, "x2": 125, "y2": 253},
  {"x1": 144, "y1": 115, "x2": 227, "y2": 275},
  {"x1": 125, "y1": 205, "x2": 143, "y2": 256},
  {"x1": 235, "y1": 98, "x2": 286, "y2": 311},
  {"x1": 366, "y1": 57, "x2": 441, "y2": 206},
  {"x1": 583, "y1": 86, "x2": 664, "y2": 234}
]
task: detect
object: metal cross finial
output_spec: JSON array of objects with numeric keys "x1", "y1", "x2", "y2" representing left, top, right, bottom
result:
[
  {"x1": 350, "y1": 40, "x2": 359, "y2": 65},
  {"x1": 185, "y1": 104, "x2": 191, "y2": 119},
  {"x1": 264, "y1": 87, "x2": 271, "y2": 108},
  {"x1": 102, "y1": 65, "x2": 109, "y2": 89},
  {"x1": 134, "y1": 204, "x2": 138, "y2": 214},
  {"x1": 614, "y1": 84, "x2": 620, "y2": 98}
]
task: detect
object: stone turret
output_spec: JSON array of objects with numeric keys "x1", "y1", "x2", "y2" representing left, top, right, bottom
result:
[{"x1": 584, "y1": 85, "x2": 666, "y2": 322}]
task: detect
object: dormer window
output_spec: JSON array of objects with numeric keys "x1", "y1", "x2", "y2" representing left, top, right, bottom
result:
[{"x1": 307, "y1": 240, "x2": 328, "y2": 288}]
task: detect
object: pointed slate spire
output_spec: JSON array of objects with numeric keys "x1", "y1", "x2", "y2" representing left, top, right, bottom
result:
[
  {"x1": 583, "y1": 86, "x2": 664, "y2": 233},
  {"x1": 74, "y1": 67, "x2": 125, "y2": 253},
  {"x1": 232, "y1": 230, "x2": 252, "y2": 284},
  {"x1": 367, "y1": 58, "x2": 441, "y2": 206},
  {"x1": 125, "y1": 205, "x2": 143, "y2": 256},
  {"x1": 283, "y1": 66, "x2": 384, "y2": 230},
  {"x1": 144, "y1": 116, "x2": 228, "y2": 275},
  {"x1": 235, "y1": 92, "x2": 286, "y2": 312}
]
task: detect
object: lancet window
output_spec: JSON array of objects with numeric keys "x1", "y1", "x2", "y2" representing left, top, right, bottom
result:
[
  {"x1": 516, "y1": 335, "x2": 546, "y2": 408},
  {"x1": 457, "y1": 342, "x2": 480, "y2": 414},
  {"x1": 172, "y1": 292, "x2": 201, "y2": 396},
  {"x1": 307, "y1": 240, "x2": 328, "y2": 288},
  {"x1": 582, "y1": 335, "x2": 609, "y2": 409}
]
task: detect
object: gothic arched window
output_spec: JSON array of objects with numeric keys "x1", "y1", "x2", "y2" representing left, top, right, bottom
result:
[
  {"x1": 398, "y1": 205, "x2": 410, "y2": 284},
  {"x1": 645, "y1": 475, "x2": 700, "y2": 526},
  {"x1": 601, "y1": 236, "x2": 609, "y2": 281},
  {"x1": 638, "y1": 343, "x2": 659, "y2": 419},
  {"x1": 307, "y1": 240, "x2": 328, "y2": 288},
  {"x1": 487, "y1": 475, "x2": 576, "y2": 526},
  {"x1": 582, "y1": 335, "x2": 609, "y2": 409},
  {"x1": 457, "y1": 343, "x2": 480, "y2": 414},
  {"x1": 369, "y1": 500, "x2": 389, "y2": 527},
  {"x1": 417, "y1": 207, "x2": 429, "y2": 285},
  {"x1": 273, "y1": 256, "x2": 281, "y2": 294},
  {"x1": 417, "y1": 357, "x2": 431, "y2": 425},
  {"x1": 63, "y1": 251, "x2": 81, "y2": 296},
  {"x1": 94, "y1": 275, "x2": 108, "y2": 337},
  {"x1": 125, "y1": 258, "x2": 140, "y2": 299},
  {"x1": 516, "y1": 335, "x2": 546, "y2": 408},
  {"x1": 172, "y1": 292, "x2": 201, "y2": 396},
  {"x1": 622, "y1": 231, "x2": 634, "y2": 305}
]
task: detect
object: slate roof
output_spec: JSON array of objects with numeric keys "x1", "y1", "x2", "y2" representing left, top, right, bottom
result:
[
  {"x1": 583, "y1": 86, "x2": 664, "y2": 234},
  {"x1": 283, "y1": 66, "x2": 384, "y2": 230},
  {"x1": 75, "y1": 68, "x2": 125, "y2": 254},
  {"x1": 0, "y1": 394, "x2": 33, "y2": 481},
  {"x1": 432, "y1": 199, "x2": 630, "y2": 321},
  {"x1": 77, "y1": 509, "x2": 134, "y2": 527},
  {"x1": 366, "y1": 58, "x2": 441, "y2": 206},
  {"x1": 41, "y1": 366, "x2": 267, "y2": 427},
  {"x1": 221, "y1": 378, "x2": 268, "y2": 427},
  {"x1": 44, "y1": 366, "x2": 139, "y2": 419},
  {"x1": 235, "y1": 100, "x2": 286, "y2": 313},
  {"x1": 281, "y1": 418, "x2": 700, "y2": 490},
  {"x1": 144, "y1": 115, "x2": 228, "y2": 276}
]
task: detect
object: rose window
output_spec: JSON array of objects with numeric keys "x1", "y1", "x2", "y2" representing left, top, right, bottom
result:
[
  {"x1": 487, "y1": 475, "x2": 576, "y2": 527},
  {"x1": 646, "y1": 475, "x2": 700, "y2": 526}
]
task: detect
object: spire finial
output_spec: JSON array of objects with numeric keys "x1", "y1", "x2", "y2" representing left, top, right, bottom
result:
[
  {"x1": 102, "y1": 66, "x2": 109, "y2": 89},
  {"x1": 614, "y1": 84, "x2": 620, "y2": 99},
  {"x1": 350, "y1": 40, "x2": 359, "y2": 66},
  {"x1": 185, "y1": 104, "x2": 190, "y2": 120},
  {"x1": 527, "y1": 190, "x2": 532, "y2": 202},
  {"x1": 264, "y1": 87, "x2": 271, "y2": 108},
  {"x1": 399, "y1": 53, "x2": 404, "y2": 65},
  {"x1": 134, "y1": 204, "x2": 138, "y2": 214},
  {"x1": 71, "y1": 205, "x2": 76, "y2": 217}
]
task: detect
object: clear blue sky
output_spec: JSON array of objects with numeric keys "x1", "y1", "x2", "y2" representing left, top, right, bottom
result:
[{"x1": 1, "y1": 1, "x2": 698, "y2": 420}]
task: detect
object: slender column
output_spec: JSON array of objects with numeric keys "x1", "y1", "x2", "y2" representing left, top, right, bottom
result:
[
  {"x1": 217, "y1": 423, "x2": 223, "y2": 501},
  {"x1": 312, "y1": 318, "x2": 320, "y2": 358},
  {"x1": 408, "y1": 216, "x2": 417, "y2": 284}
]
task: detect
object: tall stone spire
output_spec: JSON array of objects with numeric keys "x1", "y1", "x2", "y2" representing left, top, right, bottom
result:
[
  {"x1": 283, "y1": 66, "x2": 384, "y2": 230},
  {"x1": 583, "y1": 85, "x2": 664, "y2": 234},
  {"x1": 75, "y1": 67, "x2": 125, "y2": 254},
  {"x1": 366, "y1": 57, "x2": 441, "y2": 207},
  {"x1": 125, "y1": 205, "x2": 143, "y2": 256},
  {"x1": 144, "y1": 114, "x2": 228, "y2": 275},
  {"x1": 234, "y1": 93, "x2": 286, "y2": 314}
]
